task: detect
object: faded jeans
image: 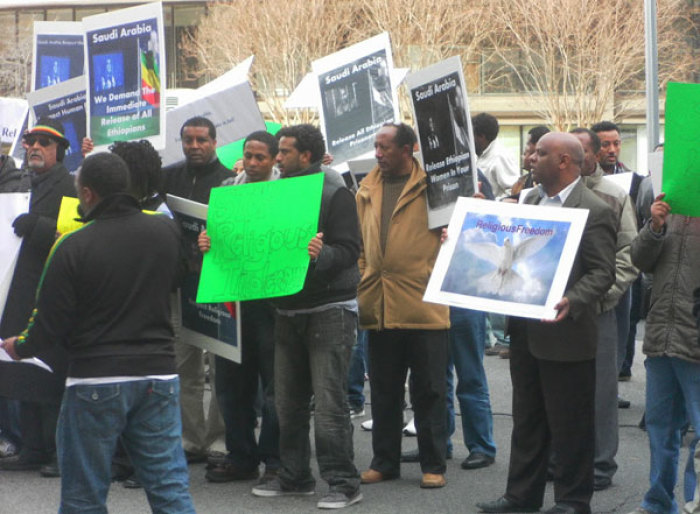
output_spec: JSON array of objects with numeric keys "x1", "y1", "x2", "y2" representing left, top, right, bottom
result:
[{"x1": 274, "y1": 307, "x2": 360, "y2": 496}]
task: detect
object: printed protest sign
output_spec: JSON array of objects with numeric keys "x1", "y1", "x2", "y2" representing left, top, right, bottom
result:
[
  {"x1": 662, "y1": 82, "x2": 700, "y2": 217},
  {"x1": 27, "y1": 77, "x2": 86, "y2": 173},
  {"x1": 32, "y1": 21, "x2": 84, "y2": 92},
  {"x1": 83, "y1": 2, "x2": 166, "y2": 151},
  {"x1": 197, "y1": 173, "x2": 324, "y2": 303},
  {"x1": 0, "y1": 98, "x2": 26, "y2": 155},
  {"x1": 162, "y1": 81, "x2": 265, "y2": 168},
  {"x1": 312, "y1": 33, "x2": 398, "y2": 166},
  {"x1": 405, "y1": 56, "x2": 479, "y2": 228},
  {"x1": 167, "y1": 195, "x2": 241, "y2": 363},
  {"x1": 0, "y1": 193, "x2": 30, "y2": 320},
  {"x1": 425, "y1": 197, "x2": 588, "y2": 320}
]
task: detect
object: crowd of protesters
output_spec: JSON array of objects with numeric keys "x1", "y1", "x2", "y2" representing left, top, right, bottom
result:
[{"x1": 0, "y1": 111, "x2": 698, "y2": 514}]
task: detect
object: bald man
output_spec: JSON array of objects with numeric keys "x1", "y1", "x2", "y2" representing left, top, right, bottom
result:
[{"x1": 477, "y1": 133, "x2": 617, "y2": 514}]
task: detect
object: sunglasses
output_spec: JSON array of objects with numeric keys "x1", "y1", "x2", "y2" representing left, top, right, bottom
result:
[{"x1": 24, "y1": 136, "x2": 55, "y2": 147}]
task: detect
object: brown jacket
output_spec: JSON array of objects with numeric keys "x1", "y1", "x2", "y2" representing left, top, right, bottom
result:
[{"x1": 356, "y1": 159, "x2": 449, "y2": 330}]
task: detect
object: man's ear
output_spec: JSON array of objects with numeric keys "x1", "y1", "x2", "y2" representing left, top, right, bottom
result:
[{"x1": 300, "y1": 150, "x2": 313, "y2": 167}]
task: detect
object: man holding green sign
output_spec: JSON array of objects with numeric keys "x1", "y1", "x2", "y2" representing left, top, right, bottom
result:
[{"x1": 248, "y1": 124, "x2": 363, "y2": 509}]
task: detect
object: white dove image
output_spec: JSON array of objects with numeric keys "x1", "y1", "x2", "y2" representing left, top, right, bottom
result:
[{"x1": 462, "y1": 232, "x2": 554, "y2": 296}]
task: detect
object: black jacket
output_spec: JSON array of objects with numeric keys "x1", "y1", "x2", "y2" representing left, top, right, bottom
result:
[
  {"x1": 1, "y1": 162, "x2": 76, "y2": 338},
  {"x1": 0, "y1": 155, "x2": 21, "y2": 192},
  {"x1": 162, "y1": 157, "x2": 234, "y2": 204},
  {"x1": 15, "y1": 194, "x2": 183, "y2": 378},
  {"x1": 273, "y1": 162, "x2": 361, "y2": 310}
]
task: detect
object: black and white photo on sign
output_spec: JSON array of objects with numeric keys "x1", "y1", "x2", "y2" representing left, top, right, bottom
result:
[
  {"x1": 406, "y1": 56, "x2": 479, "y2": 228},
  {"x1": 313, "y1": 32, "x2": 398, "y2": 167}
]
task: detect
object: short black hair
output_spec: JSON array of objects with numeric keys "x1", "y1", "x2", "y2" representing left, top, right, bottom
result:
[
  {"x1": 180, "y1": 116, "x2": 216, "y2": 140},
  {"x1": 79, "y1": 152, "x2": 130, "y2": 198},
  {"x1": 382, "y1": 122, "x2": 417, "y2": 150},
  {"x1": 471, "y1": 113, "x2": 499, "y2": 142},
  {"x1": 109, "y1": 140, "x2": 163, "y2": 201},
  {"x1": 276, "y1": 124, "x2": 325, "y2": 163},
  {"x1": 570, "y1": 127, "x2": 601, "y2": 154},
  {"x1": 244, "y1": 130, "x2": 278, "y2": 157},
  {"x1": 527, "y1": 125, "x2": 550, "y2": 145},
  {"x1": 591, "y1": 120, "x2": 620, "y2": 134}
]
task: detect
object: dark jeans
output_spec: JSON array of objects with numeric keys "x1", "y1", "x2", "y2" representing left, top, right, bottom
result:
[
  {"x1": 216, "y1": 300, "x2": 279, "y2": 471},
  {"x1": 274, "y1": 307, "x2": 360, "y2": 495},
  {"x1": 0, "y1": 397, "x2": 21, "y2": 448},
  {"x1": 368, "y1": 328, "x2": 448, "y2": 476},
  {"x1": 347, "y1": 329, "x2": 367, "y2": 410},
  {"x1": 19, "y1": 400, "x2": 59, "y2": 463}
]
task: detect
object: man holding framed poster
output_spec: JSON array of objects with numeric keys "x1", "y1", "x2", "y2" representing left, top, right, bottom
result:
[{"x1": 476, "y1": 133, "x2": 616, "y2": 514}]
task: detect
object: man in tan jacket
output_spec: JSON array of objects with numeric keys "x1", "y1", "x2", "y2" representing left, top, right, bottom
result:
[{"x1": 356, "y1": 122, "x2": 450, "y2": 489}]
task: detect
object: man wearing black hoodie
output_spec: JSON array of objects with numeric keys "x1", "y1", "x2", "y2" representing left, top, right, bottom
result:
[{"x1": 2, "y1": 152, "x2": 194, "y2": 513}]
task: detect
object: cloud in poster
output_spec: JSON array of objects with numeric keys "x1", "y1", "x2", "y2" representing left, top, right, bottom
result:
[{"x1": 441, "y1": 213, "x2": 570, "y2": 305}]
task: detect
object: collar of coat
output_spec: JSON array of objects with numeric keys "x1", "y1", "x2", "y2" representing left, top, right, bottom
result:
[{"x1": 358, "y1": 157, "x2": 426, "y2": 213}]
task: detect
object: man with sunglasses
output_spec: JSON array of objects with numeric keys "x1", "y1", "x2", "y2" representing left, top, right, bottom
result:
[{"x1": 0, "y1": 118, "x2": 75, "y2": 476}]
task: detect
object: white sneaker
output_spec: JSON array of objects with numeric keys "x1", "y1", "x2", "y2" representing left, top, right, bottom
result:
[
  {"x1": 360, "y1": 419, "x2": 373, "y2": 431},
  {"x1": 403, "y1": 417, "x2": 417, "y2": 436}
]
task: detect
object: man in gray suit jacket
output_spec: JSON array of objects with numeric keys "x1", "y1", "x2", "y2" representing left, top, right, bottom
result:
[{"x1": 477, "y1": 133, "x2": 617, "y2": 514}]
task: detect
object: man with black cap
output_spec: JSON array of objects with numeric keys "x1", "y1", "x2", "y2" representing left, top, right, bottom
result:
[{"x1": 0, "y1": 117, "x2": 75, "y2": 475}]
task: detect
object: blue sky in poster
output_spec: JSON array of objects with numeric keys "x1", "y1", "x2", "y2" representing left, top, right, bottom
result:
[{"x1": 441, "y1": 212, "x2": 571, "y2": 305}]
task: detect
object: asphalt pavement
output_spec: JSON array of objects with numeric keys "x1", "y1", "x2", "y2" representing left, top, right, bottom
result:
[{"x1": 0, "y1": 330, "x2": 694, "y2": 513}]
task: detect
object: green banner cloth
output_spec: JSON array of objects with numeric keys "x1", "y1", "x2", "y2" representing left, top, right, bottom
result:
[
  {"x1": 662, "y1": 82, "x2": 700, "y2": 217},
  {"x1": 196, "y1": 172, "x2": 324, "y2": 302}
]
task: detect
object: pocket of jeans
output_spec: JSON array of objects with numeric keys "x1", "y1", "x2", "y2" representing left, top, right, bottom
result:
[
  {"x1": 140, "y1": 380, "x2": 179, "y2": 432},
  {"x1": 73, "y1": 384, "x2": 122, "y2": 436}
]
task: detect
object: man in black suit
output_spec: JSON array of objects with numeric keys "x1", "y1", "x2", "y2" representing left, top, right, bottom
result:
[
  {"x1": 0, "y1": 118, "x2": 75, "y2": 475},
  {"x1": 477, "y1": 133, "x2": 616, "y2": 514}
]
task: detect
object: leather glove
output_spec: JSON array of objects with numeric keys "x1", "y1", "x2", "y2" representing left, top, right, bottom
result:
[{"x1": 12, "y1": 212, "x2": 39, "y2": 237}]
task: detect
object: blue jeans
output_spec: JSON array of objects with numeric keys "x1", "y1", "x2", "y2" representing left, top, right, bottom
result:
[
  {"x1": 642, "y1": 356, "x2": 700, "y2": 514},
  {"x1": 57, "y1": 378, "x2": 194, "y2": 514},
  {"x1": 215, "y1": 300, "x2": 279, "y2": 471},
  {"x1": 447, "y1": 308, "x2": 496, "y2": 458},
  {"x1": 347, "y1": 329, "x2": 367, "y2": 410},
  {"x1": 274, "y1": 308, "x2": 360, "y2": 495}
]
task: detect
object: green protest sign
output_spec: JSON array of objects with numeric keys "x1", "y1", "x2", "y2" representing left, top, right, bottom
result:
[
  {"x1": 662, "y1": 82, "x2": 700, "y2": 217},
  {"x1": 196, "y1": 172, "x2": 324, "y2": 302}
]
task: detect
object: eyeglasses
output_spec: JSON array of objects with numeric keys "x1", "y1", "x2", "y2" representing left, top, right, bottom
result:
[{"x1": 23, "y1": 136, "x2": 55, "y2": 147}]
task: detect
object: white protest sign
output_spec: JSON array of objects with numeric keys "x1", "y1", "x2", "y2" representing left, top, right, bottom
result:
[
  {"x1": 161, "y1": 81, "x2": 265, "y2": 168},
  {"x1": 312, "y1": 32, "x2": 399, "y2": 167},
  {"x1": 425, "y1": 197, "x2": 588, "y2": 320}
]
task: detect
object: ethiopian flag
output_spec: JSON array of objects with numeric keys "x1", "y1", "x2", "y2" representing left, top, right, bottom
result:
[{"x1": 140, "y1": 49, "x2": 160, "y2": 107}]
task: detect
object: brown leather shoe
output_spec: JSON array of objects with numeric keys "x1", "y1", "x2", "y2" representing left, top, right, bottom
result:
[
  {"x1": 360, "y1": 469, "x2": 397, "y2": 484},
  {"x1": 420, "y1": 473, "x2": 446, "y2": 488}
]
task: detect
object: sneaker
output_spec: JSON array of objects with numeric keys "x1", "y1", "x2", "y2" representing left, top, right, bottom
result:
[
  {"x1": 403, "y1": 418, "x2": 417, "y2": 436},
  {"x1": 317, "y1": 490, "x2": 363, "y2": 509},
  {"x1": 349, "y1": 406, "x2": 365, "y2": 419},
  {"x1": 252, "y1": 478, "x2": 315, "y2": 497},
  {"x1": 360, "y1": 419, "x2": 373, "y2": 431},
  {"x1": 0, "y1": 437, "x2": 17, "y2": 458}
]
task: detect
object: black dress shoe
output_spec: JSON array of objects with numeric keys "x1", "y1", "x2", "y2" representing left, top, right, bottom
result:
[
  {"x1": 205, "y1": 462, "x2": 259, "y2": 482},
  {"x1": 184, "y1": 450, "x2": 208, "y2": 464},
  {"x1": 39, "y1": 461, "x2": 60, "y2": 478},
  {"x1": 593, "y1": 476, "x2": 612, "y2": 491},
  {"x1": 618, "y1": 398, "x2": 631, "y2": 409},
  {"x1": 476, "y1": 496, "x2": 540, "y2": 513},
  {"x1": 544, "y1": 504, "x2": 577, "y2": 514},
  {"x1": 400, "y1": 449, "x2": 420, "y2": 463},
  {"x1": 123, "y1": 476, "x2": 142, "y2": 489},
  {"x1": 462, "y1": 452, "x2": 495, "y2": 470},
  {"x1": 0, "y1": 454, "x2": 47, "y2": 471}
]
